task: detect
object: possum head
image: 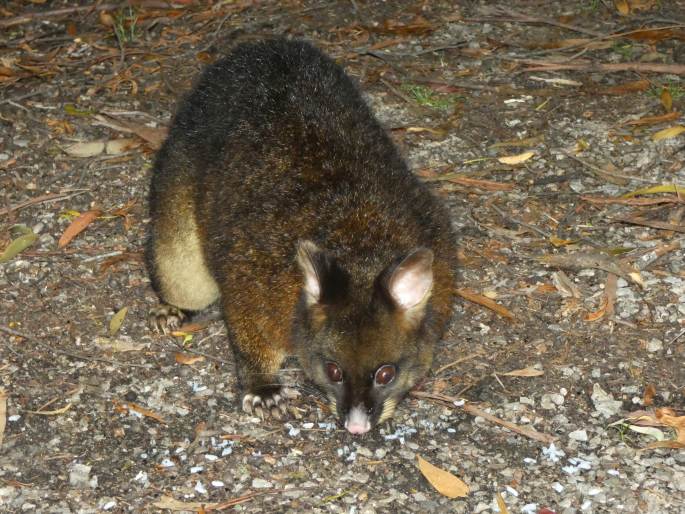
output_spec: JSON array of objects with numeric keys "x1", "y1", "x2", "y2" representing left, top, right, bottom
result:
[{"x1": 293, "y1": 240, "x2": 436, "y2": 434}]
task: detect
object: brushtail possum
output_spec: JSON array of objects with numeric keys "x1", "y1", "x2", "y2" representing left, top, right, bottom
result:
[{"x1": 146, "y1": 39, "x2": 457, "y2": 434}]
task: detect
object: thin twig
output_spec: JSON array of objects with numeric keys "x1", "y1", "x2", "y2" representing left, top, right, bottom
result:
[
  {"x1": 0, "y1": 326, "x2": 151, "y2": 369},
  {"x1": 434, "y1": 352, "x2": 484, "y2": 375},
  {"x1": 411, "y1": 390, "x2": 557, "y2": 444},
  {"x1": 466, "y1": 8, "x2": 605, "y2": 37},
  {"x1": 612, "y1": 216, "x2": 685, "y2": 233},
  {"x1": 532, "y1": 24, "x2": 685, "y2": 56},
  {"x1": 379, "y1": 78, "x2": 413, "y2": 104},
  {"x1": 0, "y1": 89, "x2": 48, "y2": 106},
  {"x1": 559, "y1": 149, "x2": 653, "y2": 184},
  {"x1": 491, "y1": 204, "x2": 550, "y2": 238},
  {"x1": 0, "y1": 2, "x2": 179, "y2": 28},
  {"x1": 0, "y1": 190, "x2": 90, "y2": 217},
  {"x1": 520, "y1": 60, "x2": 685, "y2": 75}
]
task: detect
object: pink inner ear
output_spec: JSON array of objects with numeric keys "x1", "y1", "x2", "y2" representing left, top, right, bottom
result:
[
  {"x1": 303, "y1": 268, "x2": 320, "y2": 301},
  {"x1": 389, "y1": 249, "x2": 434, "y2": 310},
  {"x1": 296, "y1": 240, "x2": 322, "y2": 305}
]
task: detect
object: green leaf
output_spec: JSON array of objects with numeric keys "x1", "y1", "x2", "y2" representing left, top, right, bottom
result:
[{"x1": 0, "y1": 226, "x2": 38, "y2": 263}]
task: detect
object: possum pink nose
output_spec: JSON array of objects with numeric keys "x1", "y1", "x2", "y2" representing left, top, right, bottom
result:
[
  {"x1": 345, "y1": 421, "x2": 370, "y2": 434},
  {"x1": 345, "y1": 406, "x2": 371, "y2": 434}
]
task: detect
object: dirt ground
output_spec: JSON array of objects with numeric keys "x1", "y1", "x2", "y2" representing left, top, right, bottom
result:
[{"x1": 1, "y1": 1, "x2": 684, "y2": 513}]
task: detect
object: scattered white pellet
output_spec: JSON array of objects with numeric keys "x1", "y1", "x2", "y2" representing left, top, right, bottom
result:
[
  {"x1": 285, "y1": 423, "x2": 300, "y2": 437},
  {"x1": 204, "y1": 454, "x2": 218, "y2": 461},
  {"x1": 302, "y1": 422, "x2": 314, "y2": 429},
  {"x1": 190, "y1": 466, "x2": 204, "y2": 473},
  {"x1": 552, "y1": 482, "x2": 564, "y2": 493},
  {"x1": 505, "y1": 485, "x2": 519, "y2": 497},
  {"x1": 8, "y1": 415, "x2": 20, "y2": 422},
  {"x1": 542, "y1": 443, "x2": 565, "y2": 463},
  {"x1": 102, "y1": 501, "x2": 117, "y2": 510},
  {"x1": 160, "y1": 458, "x2": 175, "y2": 468},
  {"x1": 521, "y1": 503, "x2": 538, "y2": 513},
  {"x1": 523, "y1": 458, "x2": 537, "y2": 465},
  {"x1": 133, "y1": 471, "x2": 148, "y2": 483},
  {"x1": 211, "y1": 480, "x2": 225, "y2": 488},
  {"x1": 195, "y1": 481, "x2": 207, "y2": 494}
]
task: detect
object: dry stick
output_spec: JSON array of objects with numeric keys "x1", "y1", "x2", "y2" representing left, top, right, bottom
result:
[
  {"x1": 490, "y1": 203, "x2": 550, "y2": 238},
  {"x1": 411, "y1": 390, "x2": 556, "y2": 445},
  {"x1": 465, "y1": 9, "x2": 604, "y2": 37},
  {"x1": 532, "y1": 24, "x2": 685, "y2": 56},
  {"x1": 0, "y1": 190, "x2": 90, "y2": 217},
  {"x1": 434, "y1": 352, "x2": 484, "y2": 375},
  {"x1": 0, "y1": 89, "x2": 47, "y2": 106},
  {"x1": 559, "y1": 149, "x2": 653, "y2": 185},
  {"x1": 0, "y1": 2, "x2": 178, "y2": 28},
  {"x1": 537, "y1": 251, "x2": 642, "y2": 286},
  {"x1": 612, "y1": 216, "x2": 685, "y2": 234},
  {"x1": 379, "y1": 78, "x2": 414, "y2": 104},
  {"x1": 0, "y1": 326, "x2": 151, "y2": 369},
  {"x1": 520, "y1": 60, "x2": 685, "y2": 75}
]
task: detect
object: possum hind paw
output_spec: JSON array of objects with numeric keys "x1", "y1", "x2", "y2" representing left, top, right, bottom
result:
[
  {"x1": 242, "y1": 387, "x2": 299, "y2": 421},
  {"x1": 148, "y1": 304, "x2": 185, "y2": 334}
]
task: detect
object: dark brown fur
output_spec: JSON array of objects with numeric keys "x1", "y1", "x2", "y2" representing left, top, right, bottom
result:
[{"x1": 146, "y1": 39, "x2": 458, "y2": 430}]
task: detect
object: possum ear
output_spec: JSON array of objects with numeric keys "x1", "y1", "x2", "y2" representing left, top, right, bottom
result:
[
  {"x1": 296, "y1": 240, "x2": 348, "y2": 307},
  {"x1": 386, "y1": 248, "x2": 434, "y2": 319}
]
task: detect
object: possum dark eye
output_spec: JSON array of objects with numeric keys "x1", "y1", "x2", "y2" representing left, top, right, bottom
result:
[
  {"x1": 325, "y1": 362, "x2": 343, "y2": 383},
  {"x1": 374, "y1": 364, "x2": 396, "y2": 385}
]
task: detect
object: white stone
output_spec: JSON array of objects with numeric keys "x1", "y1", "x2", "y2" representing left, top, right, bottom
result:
[
  {"x1": 252, "y1": 478, "x2": 273, "y2": 488},
  {"x1": 646, "y1": 339, "x2": 663, "y2": 352},
  {"x1": 591, "y1": 383, "x2": 622, "y2": 418},
  {"x1": 569, "y1": 429, "x2": 588, "y2": 442}
]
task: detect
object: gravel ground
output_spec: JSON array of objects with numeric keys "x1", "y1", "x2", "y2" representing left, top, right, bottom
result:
[{"x1": 1, "y1": 1, "x2": 684, "y2": 513}]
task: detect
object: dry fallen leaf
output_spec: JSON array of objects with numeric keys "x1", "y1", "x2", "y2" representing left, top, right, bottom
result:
[
  {"x1": 496, "y1": 492, "x2": 511, "y2": 514},
  {"x1": 152, "y1": 495, "x2": 212, "y2": 512},
  {"x1": 614, "y1": 0, "x2": 630, "y2": 15},
  {"x1": 501, "y1": 367, "x2": 544, "y2": 377},
  {"x1": 96, "y1": 337, "x2": 145, "y2": 352},
  {"x1": 457, "y1": 288, "x2": 516, "y2": 320},
  {"x1": 109, "y1": 307, "x2": 128, "y2": 336},
  {"x1": 115, "y1": 401, "x2": 167, "y2": 424},
  {"x1": 654, "y1": 408, "x2": 685, "y2": 443},
  {"x1": 58, "y1": 209, "x2": 102, "y2": 248},
  {"x1": 624, "y1": 407, "x2": 685, "y2": 449},
  {"x1": 585, "y1": 296, "x2": 608, "y2": 322},
  {"x1": 623, "y1": 111, "x2": 681, "y2": 126},
  {"x1": 661, "y1": 89, "x2": 673, "y2": 112},
  {"x1": 497, "y1": 151, "x2": 535, "y2": 165},
  {"x1": 63, "y1": 140, "x2": 105, "y2": 157},
  {"x1": 175, "y1": 352, "x2": 205, "y2": 365},
  {"x1": 623, "y1": 183, "x2": 685, "y2": 198},
  {"x1": 417, "y1": 454, "x2": 469, "y2": 498},
  {"x1": 601, "y1": 79, "x2": 650, "y2": 95},
  {"x1": 652, "y1": 125, "x2": 685, "y2": 141},
  {"x1": 105, "y1": 138, "x2": 139, "y2": 155},
  {"x1": 643, "y1": 384, "x2": 656, "y2": 407}
]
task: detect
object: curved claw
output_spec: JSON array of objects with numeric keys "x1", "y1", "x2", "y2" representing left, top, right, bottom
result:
[
  {"x1": 148, "y1": 304, "x2": 185, "y2": 334},
  {"x1": 242, "y1": 390, "x2": 291, "y2": 421}
]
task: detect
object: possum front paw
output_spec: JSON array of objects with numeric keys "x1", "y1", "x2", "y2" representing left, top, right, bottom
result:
[
  {"x1": 242, "y1": 387, "x2": 299, "y2": 420},
  {"x1": 148, "y1": 304, "x2": 185, "y2": 334}
]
